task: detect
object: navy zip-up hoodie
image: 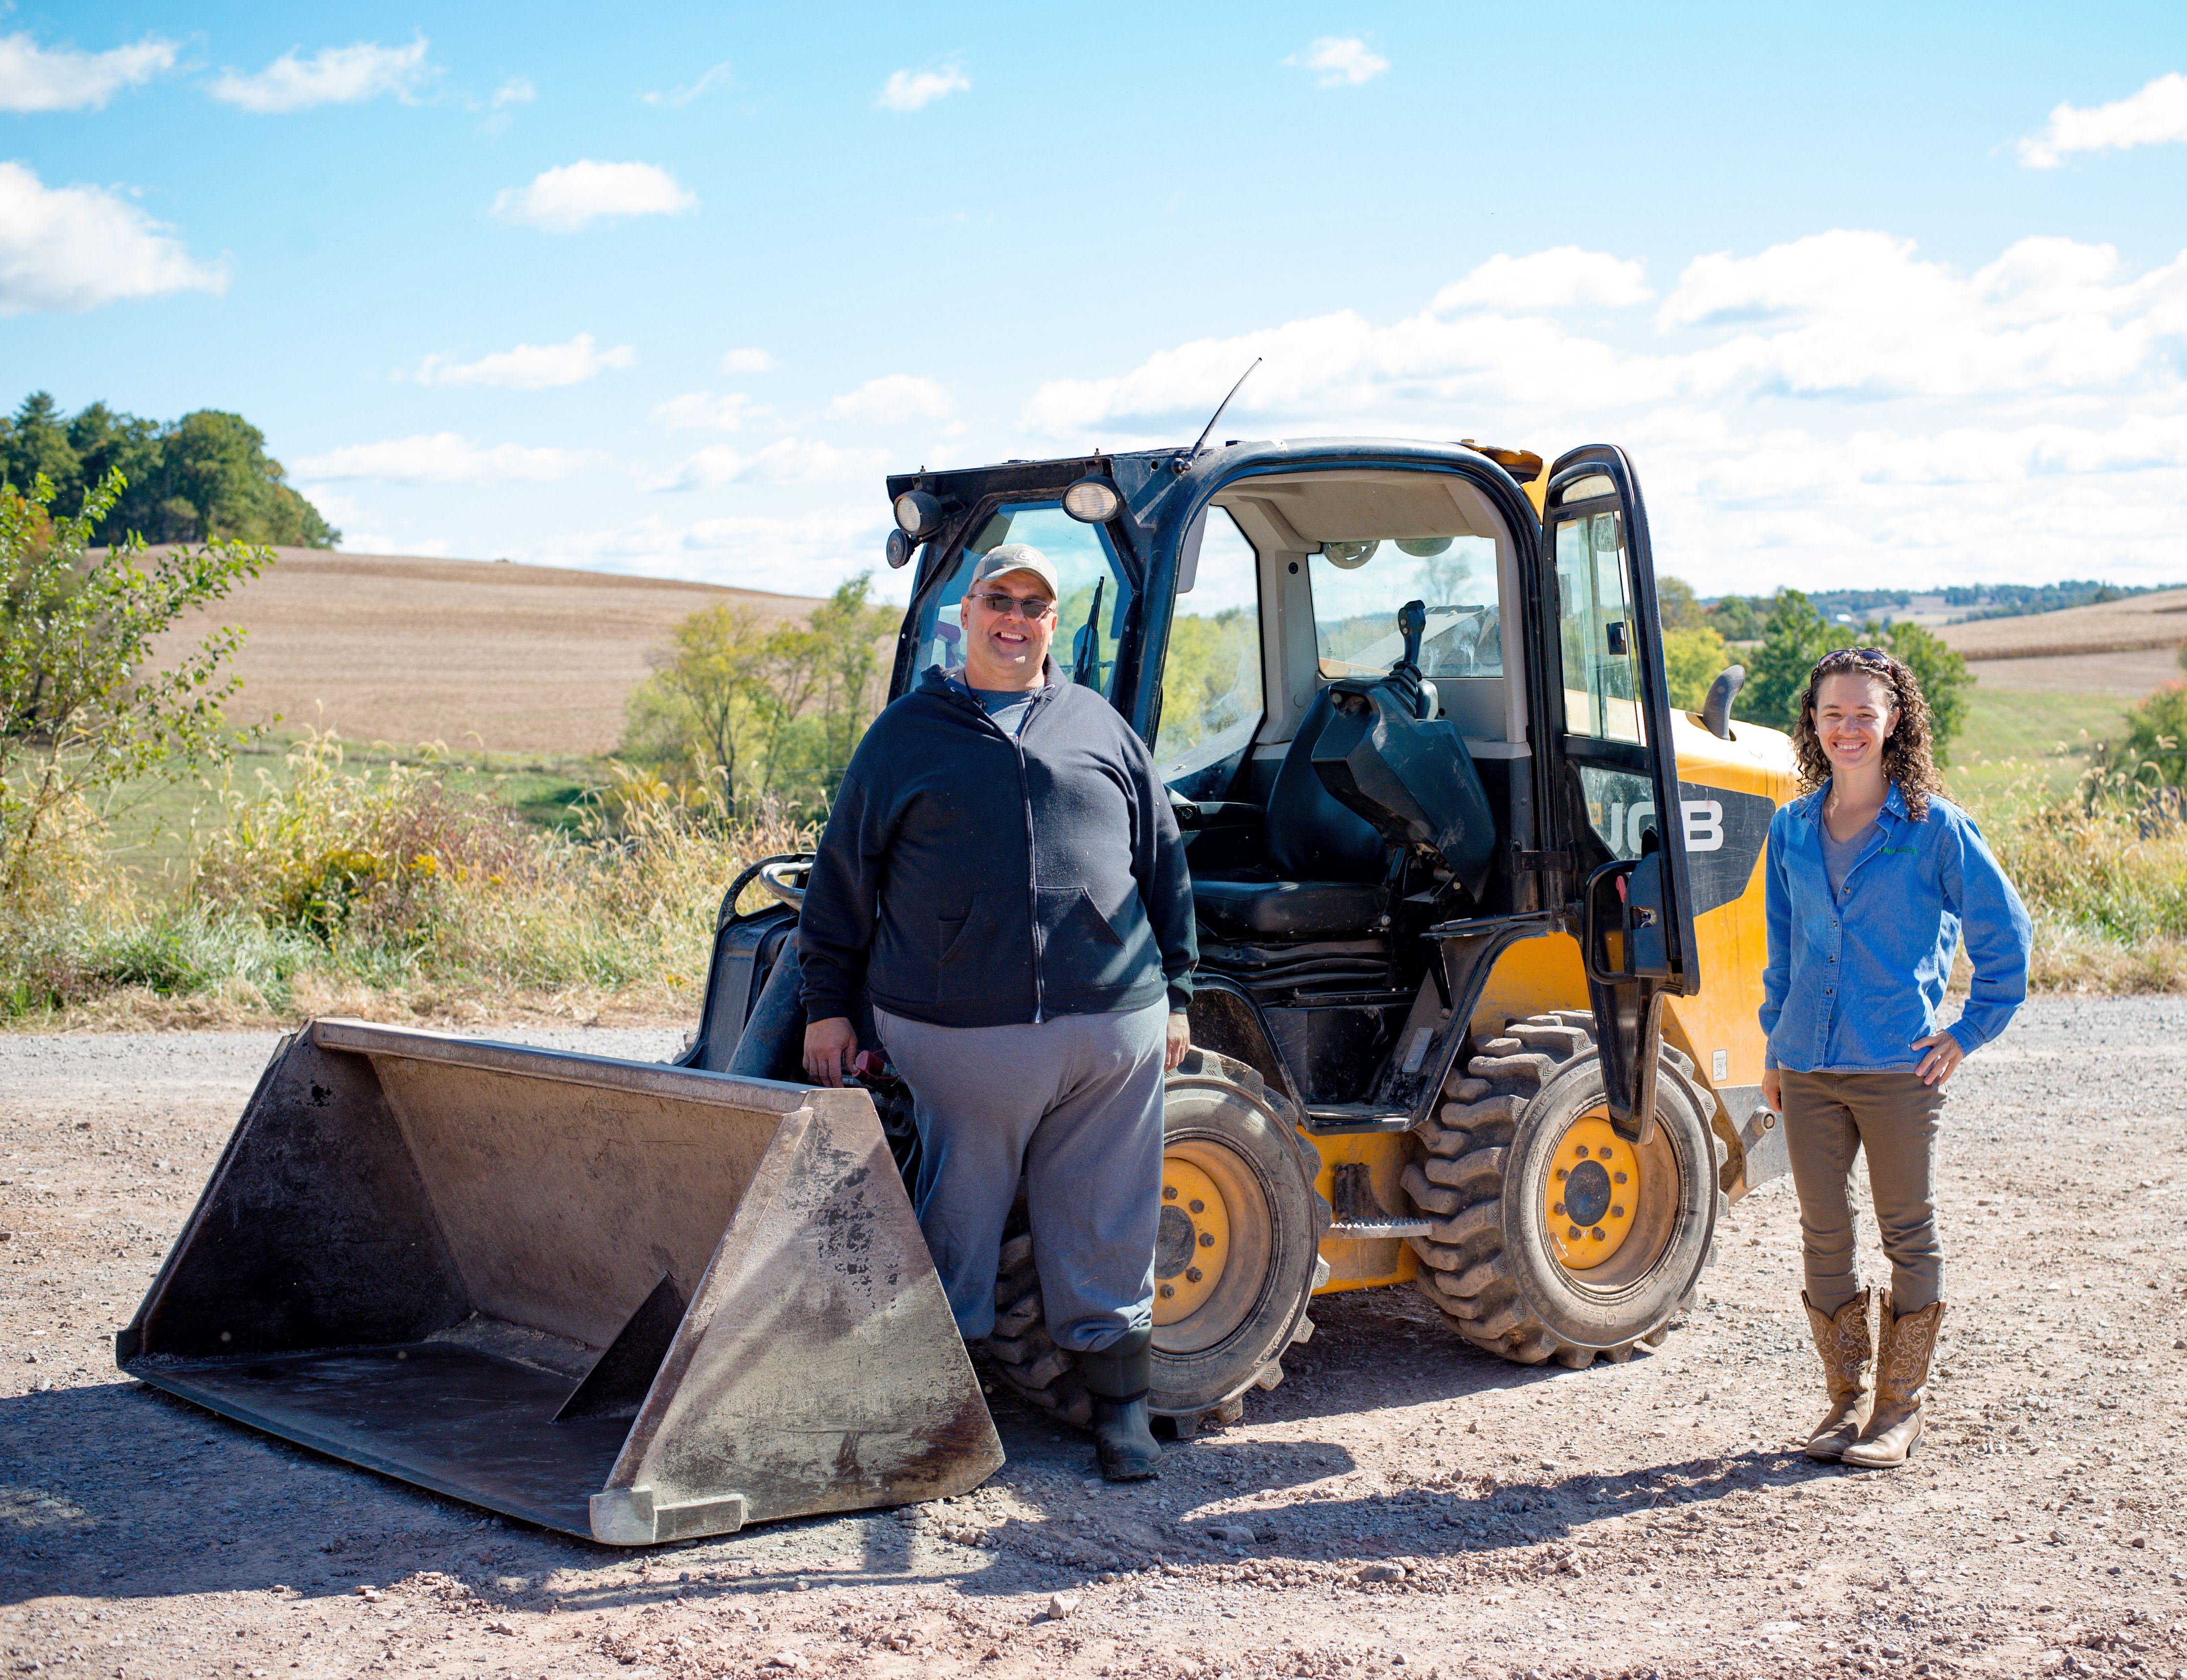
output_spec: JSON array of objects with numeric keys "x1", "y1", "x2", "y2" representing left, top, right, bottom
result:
[{"x1": 798, "y1": 660, "x2": 1197, "y2": 1030}]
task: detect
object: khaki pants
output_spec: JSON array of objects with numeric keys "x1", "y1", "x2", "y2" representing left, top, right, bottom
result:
[{"x1": 1780, "y1": 1069, "x2": 1946, "y2": 1317}]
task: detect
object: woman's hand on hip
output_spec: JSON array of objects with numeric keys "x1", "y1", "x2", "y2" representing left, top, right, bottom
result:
[
  {"x1": 1760, "y1": 1068, "x2": 1781, "y2": 1112},
  {"x1": 803, "y1": 1017, "x2": 858, "y2": 1087},
  {"x1": 1912, "y1": 1032, "x2": 1965, "y2": 1087},
  {"x1": 1164, "y1": 1011, "x2": 1191, "y2": 1073}
]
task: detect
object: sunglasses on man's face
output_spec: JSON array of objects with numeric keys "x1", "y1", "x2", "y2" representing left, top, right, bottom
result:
[{"x1": 970, "y1": 592, "x2": 1056, "y2": 621}]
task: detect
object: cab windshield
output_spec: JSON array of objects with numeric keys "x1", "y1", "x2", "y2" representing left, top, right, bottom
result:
[{"x1": 1307, "y1": 536, "x2": 1503, "y2": 680}]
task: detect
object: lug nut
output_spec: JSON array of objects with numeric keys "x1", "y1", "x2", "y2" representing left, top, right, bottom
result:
[
  {"x1": 1612, "y1": 1204, "x2": 1626, "y2": 1219},
  {"x1": 1189, "y1": 1199, "x2": 1205, "y2": 1214},
  {"x1": 1614, "y1": 1170, "x2": 1628, "y2": 1184},
  {"x1": 1555, "y1": 1167, "x2": 1568, "y2": 1181},
  {"x1": 1163, "y1": 1185, "x2": 1178, "y2": 1200},
  {"x1": 1591, "y1": 1227, "x2": 1606, "y2": 1242},
  {"x1": 1159, "y1": 1284, "x2": 1175, "y2": 1298},
  {"x1": 1198, "y1": 1231, "x2": 1215, "y2": 1248},
  {"x1": 1553, "y1": 1202, "x2": 1567, "y2": 1216},
  {"x1": 1567, "y1": 1226, "x2": 1581, "y2": 1242},
  {"x1": 1185, "y1": 1267, "x2": 1203, "y2": 1284}
]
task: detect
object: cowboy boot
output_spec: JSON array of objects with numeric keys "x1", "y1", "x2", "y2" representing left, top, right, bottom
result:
[
  {"x1": 1801, "y1": 1288, "x2": 1872, "y2": 1461},
  {"x1": 1840, "y1": 1292, "x2": 1945, "y2": 1469},
  {"x1": 1079, "y1": 1328, "x2": 1161, "y2": 1482}
]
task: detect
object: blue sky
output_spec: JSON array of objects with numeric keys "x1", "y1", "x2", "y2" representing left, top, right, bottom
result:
[{"x1": 6, "y1": 3, "x2": 2186, "y2": 598}]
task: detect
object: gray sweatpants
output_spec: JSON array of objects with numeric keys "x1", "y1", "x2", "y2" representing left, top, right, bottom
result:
[
  {"x1": 1781, "y1": 1069, "x2": 1947, "y2": 1316},
  {"x1": 872, "y1": 1001, "x2": 1167, "y2": 1352}
]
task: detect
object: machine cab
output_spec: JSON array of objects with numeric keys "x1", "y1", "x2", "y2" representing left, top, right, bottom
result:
[{"x1": 885, "y1": 437, "x2": 1698, "y2": 1139}]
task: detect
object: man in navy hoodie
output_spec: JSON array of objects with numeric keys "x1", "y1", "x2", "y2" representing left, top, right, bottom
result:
[{"x1": 798, "y1": 543, "x2": 1197, "y2": 1480}]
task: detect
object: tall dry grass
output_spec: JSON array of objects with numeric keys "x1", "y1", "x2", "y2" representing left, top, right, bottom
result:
[
  {"x1": 1968, "y1": 769, "x2": 2187, "y2": 993},
  {"x1": 2, "y1": 731, "x2": 808, "y2": 1027}
]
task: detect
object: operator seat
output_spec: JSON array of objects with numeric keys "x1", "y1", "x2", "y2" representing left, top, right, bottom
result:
[{"x1": 1190, "y1": 687, "x2": 1393, "y2": 940}]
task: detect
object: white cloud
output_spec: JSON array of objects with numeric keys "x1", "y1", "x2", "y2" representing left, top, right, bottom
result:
[
  {"x1": 413, "y1": 332, "x2": 635, "y2": 389},
  {"x1": 2021, "y1": 72, "x2": 2187, "y2": 168},
  {"x1": 1017, "y1": 231, "x2": 2187, "y2": 591},
  {"x1": 209, "y1": 35, "x2": 434, "y2": 113},
  {"x1": 654, "y1": 391, "x2": 768, "y2": 431},
  {"x1": 642, "y1": 60, "x2": 733, "y2": 107},
  {"x1": 1432, "y1": 248, "x2": 1651, "y2": 313},
  {"x1": 491, "y1": 76, "x2": 535, "y2": 109},
  {"x1": 650, "y1": 436, "x2": 883, "y2": 492},
  {"x1": 0, "y1": 161, "x2": 226, "y2": 314},
  {"x1": 296, "y1": 434, "x2": 599, "y2": 484},
  {"x1": 877, "y1": 64, "x2": 970, "y2": 113},
  {"x1": 1284, "y1": 37, "x2": 1389, "y2": 88},
  {"x1": 490, "y1": 160, "x2": 696, "y2": 232},
  {"x1": 0, "y1": 31, "x2": 176, "y2": 111},
  {"x1": 827, "y1": 373, "x2": 953, "y2": 424},
  {"x1": 722, "y1": 346, "x2": 775, "y2": 373}
]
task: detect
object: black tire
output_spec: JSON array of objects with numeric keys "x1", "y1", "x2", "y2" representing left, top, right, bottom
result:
[
  {"x1": 1405, "y1": 1011, "x2": 1723, "y2": 1369},
  {"x1": 985, "y1": 1048, "x2": 1330, "y2": 1430}
]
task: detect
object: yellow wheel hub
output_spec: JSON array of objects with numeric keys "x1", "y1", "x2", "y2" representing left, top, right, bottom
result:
[
  {"x1": 1544, "y1": 1115, "x2": 1639, "y2": 1272},
  {"x1": 1153, "y1": 1157, "x2": 1231, "y2": 1326}
]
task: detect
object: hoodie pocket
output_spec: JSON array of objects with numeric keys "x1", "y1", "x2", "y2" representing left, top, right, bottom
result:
[
  {"x1": 1037, "y1": 886, "x2": 1153, "y2": 995},
  {"x1": 936, "y1": 891, "x2": 1013, "y2": 1002}
]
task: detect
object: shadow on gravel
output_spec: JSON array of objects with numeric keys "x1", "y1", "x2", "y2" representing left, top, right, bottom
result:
[{"x1": 1, "y1": 1286, "x2": 1821, "y2": 1613}]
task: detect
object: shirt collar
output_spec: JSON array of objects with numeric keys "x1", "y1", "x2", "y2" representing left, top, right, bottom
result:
[{"x1": 1802, "y1": 778, "x2": 1911, "y2": 828}]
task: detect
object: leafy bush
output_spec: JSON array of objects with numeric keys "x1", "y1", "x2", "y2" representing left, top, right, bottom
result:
[
  {"x1": 3, "y1": 468, "x2": 268, "y2": 909},
  {"x1": 2091, "y1": 682, "x2": 2187, "y2": 794},
  {"x1": 620, "y1": 574, "x2": 893, "y2": 819}
]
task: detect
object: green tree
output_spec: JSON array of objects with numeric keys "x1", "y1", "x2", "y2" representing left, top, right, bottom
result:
[
  {"x1": 1730, "y1": 590, "x2": 1973, "y2": 762},
  {"x1": 1732, "y1": 589, "x2": 1848, "y2": 730},
  {"x1": 2, "y1": 470, "x2": 272, "y2": 906},
  {"x1": 1707, "y1": 594, "x2": 1765, "y2": 641},
  {"x1": 1655, "y1": 575, "x2": 1709, "y2": 633},
  {"x1": 807, "y1": 574, "x2": 898, "y2": 790},
  {"x1": 1661, "y1": 624, "x2": 1732, "y2": 711},
  {"x1": 0, "y1": 392, "x2": 337, "y2": 549}
]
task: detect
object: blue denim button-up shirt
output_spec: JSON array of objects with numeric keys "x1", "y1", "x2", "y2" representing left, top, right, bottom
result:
[{"x1": 1761, "y1": 781, "x2": 2031, "y2": 1073}]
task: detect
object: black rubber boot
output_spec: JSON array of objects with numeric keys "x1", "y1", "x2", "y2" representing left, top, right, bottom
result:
[{"x1": 1079, "y1": 1329, "x2": 1161, "y2": 1481}]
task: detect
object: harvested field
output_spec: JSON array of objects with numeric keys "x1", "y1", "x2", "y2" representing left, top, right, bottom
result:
[
  {"x1": 4, "y1": 1000, "x2": 2184, "y2": 1678},
  {"x1": 149, "y1": 549, "x2": 819, "y2": 755},
  {"x1": 1938, "y1": 589, "x2": 2187, "y2": 661},
  {"x1": 1964, "y1": 646, "x2": 2183, "y2": 696}
]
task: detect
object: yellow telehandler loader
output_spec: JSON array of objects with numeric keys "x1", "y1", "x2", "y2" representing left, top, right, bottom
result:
[{"x1": 120, "y1": 435, "x2": 1797, "y2": 1544}]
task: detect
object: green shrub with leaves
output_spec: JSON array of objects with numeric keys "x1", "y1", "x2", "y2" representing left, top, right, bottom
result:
[
  {"x1": 2, "y1": 468, "x2": 270, "y2": 910},
  {"x1": 2096, "y1": 682, "x2": 2187, "y2": 788}
]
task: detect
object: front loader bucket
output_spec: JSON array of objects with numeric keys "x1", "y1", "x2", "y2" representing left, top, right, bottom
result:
[{"x1": 116, "y1": 1019, "x2": 1003, "y2": 1544}]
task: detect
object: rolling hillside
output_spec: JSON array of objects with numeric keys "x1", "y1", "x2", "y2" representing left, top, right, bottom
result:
[{"x1": 155, "y1": 549, "x2": 822, "y2": 755}]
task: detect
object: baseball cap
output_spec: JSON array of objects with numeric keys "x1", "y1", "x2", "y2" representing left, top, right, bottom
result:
[{"x1": 968, "y1": 544, "x2": 1058, "y2": 598}]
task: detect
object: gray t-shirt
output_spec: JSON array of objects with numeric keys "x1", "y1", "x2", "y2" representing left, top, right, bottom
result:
[
  {"x1": 971, "y1": 685, "x2": 1039, "y2": 738},
  {"x1": 1822, "y1": 819, "x2": 1878, "y2": 902}
]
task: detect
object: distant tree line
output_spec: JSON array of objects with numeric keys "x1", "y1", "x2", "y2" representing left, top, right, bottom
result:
[
  {"x1": 1702, "y1": 579, "x2": 2178, "y2": 640},
  {"x1": 0, "y1": 392, "x2": 337, "y2": 550}
]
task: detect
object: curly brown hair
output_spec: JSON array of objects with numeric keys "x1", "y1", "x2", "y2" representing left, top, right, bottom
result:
[{"x1": 1789, "y1": 646, "x2": 1948, "y2": 821}]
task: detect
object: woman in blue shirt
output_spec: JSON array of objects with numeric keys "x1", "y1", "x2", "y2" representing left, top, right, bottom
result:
[{"x1": 1759, "y1": 647, "x2": 2031, "y2": 1469}]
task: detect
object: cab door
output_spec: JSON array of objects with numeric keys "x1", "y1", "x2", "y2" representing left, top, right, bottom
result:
[{"x1": 1539, "y1": 447, "x2": 1699, "y2": 1140}]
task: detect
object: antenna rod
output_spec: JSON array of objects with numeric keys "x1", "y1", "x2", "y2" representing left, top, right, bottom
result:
[{"x1": 1188, "y1": 358, "x2": 1262, "y2": 458}]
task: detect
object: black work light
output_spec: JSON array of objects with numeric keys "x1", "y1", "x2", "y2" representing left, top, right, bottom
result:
[
  {"x1": 885, "y1": 528, "x2": 915, "y2": 569},
  {"x1": 893, "y1": 490, "x2": 943, "y2": 538}
]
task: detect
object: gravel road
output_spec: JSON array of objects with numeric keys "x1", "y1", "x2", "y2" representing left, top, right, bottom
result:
[{"x1": 3, "y1": 1001, "x2": 2183, "y2": 1679}]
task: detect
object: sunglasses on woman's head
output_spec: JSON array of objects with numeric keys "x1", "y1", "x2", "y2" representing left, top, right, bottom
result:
[{"x1": 1819, "y1": 646, "x2": 1892, "y2": 669}]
